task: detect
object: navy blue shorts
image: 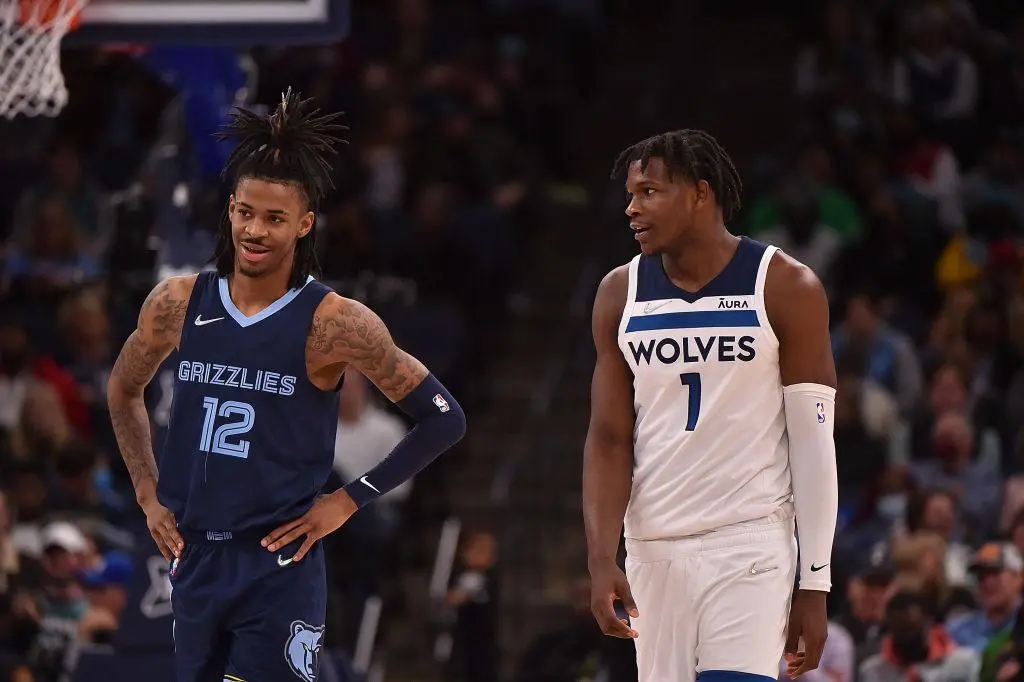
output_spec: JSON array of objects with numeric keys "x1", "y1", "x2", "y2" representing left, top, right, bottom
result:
[{"x1": 169, "y1": 529, "x2": 326, "y2": 682}]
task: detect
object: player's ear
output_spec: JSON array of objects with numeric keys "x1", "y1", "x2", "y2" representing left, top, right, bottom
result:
[
  {"x1": 694, "y1": 179, "x2": 711, "y2": 208},
  {"x1": 297, "y1": 211, "x2": 315, "y2": 239},
  {"x1": 227, "y1": 194, "x2": 236, "y2": 214}
]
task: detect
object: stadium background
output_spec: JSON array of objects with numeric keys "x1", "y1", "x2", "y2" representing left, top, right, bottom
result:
[{"x1": 2, "y1": 0, "x2": 1024, "y2": 680}]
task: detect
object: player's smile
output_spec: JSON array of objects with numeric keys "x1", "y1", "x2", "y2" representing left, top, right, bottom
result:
[{"x1": 239, "y1": 241, "x2": 271, "y2": 264}]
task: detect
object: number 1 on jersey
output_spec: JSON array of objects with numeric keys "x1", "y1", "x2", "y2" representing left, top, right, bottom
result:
[
  {"x1": 199, "y1": 396, "x2": 255, "y2": 458},
  {"x1": 679, "y1": 372, "x2": 702, "y2": 431}
]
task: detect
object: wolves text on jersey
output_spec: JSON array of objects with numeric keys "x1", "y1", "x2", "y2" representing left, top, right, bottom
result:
[{"x1": 627, "y1": 335, "x2": 756, "y2": 366}]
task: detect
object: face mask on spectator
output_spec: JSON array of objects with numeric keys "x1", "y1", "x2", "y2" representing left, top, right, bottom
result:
[{"x1": 878, "y1": 493, "x2": 907, "y2": 521}]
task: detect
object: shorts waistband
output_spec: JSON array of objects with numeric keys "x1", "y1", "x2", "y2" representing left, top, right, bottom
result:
[
  {"x1": 179, "y1": 525, "x2": 276, "y2": 545},
  {"x1": 625, "y1": 508, "x2": 795, "y2": 562}
]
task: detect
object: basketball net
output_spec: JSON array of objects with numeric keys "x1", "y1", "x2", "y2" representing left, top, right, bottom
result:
[{"x1": 0, "y1": 0, "x2": 88, "y2": 119}]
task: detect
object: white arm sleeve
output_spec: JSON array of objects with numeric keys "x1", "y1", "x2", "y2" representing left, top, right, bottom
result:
[{"x1": 784, "y1": 382, "x2": 839, "y2": 592}]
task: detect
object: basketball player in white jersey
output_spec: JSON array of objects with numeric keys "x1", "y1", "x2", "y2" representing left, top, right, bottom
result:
[{"x1": 583, "y1": 130, "x2": 839, "y2": 682}]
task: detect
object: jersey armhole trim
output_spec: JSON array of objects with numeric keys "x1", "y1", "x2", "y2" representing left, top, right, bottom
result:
[
  {"x1": 754, "y1": 246, "x2": 780, "y2": 348},
  {"x1": 176, "y1": 271, "x2": 212, "y2": 351},
  {"x1": 617, "y1": 255, "x2": 641, "y2": 341}
]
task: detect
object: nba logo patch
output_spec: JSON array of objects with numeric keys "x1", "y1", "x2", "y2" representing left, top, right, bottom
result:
[
  {"x1": 432, "y1": 394, "x2": 450, "y2": 413},
  {"x1": 815, "y1": 402, "x2": 826, "y2": 424}
]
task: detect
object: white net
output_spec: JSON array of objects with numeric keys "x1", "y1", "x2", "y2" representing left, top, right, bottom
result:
[{"x1": 0, "y1": 0, "x2": 88, "y2": 119}]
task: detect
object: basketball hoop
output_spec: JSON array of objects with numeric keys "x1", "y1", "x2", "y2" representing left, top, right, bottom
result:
[{"x1": 0, "y1": 0, "x2": 88, "y2": 119}]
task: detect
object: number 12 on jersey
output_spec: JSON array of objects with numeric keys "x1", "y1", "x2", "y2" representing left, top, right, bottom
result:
[
  {"x1": 679, "y1": 373, "x2": 702, "y2": 431},
  {"x1": 198, "y1": 396, "x2": 255, "y2": 458}
]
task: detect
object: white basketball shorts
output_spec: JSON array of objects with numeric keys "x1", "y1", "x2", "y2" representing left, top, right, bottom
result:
[{"x1": 625, "y1": 512, "x2": 798, "y2": 682}]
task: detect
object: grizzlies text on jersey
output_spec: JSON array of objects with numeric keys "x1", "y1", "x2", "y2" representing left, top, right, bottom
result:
[
  {"x1": 617, "y1": 237, "x2": 791, "y2": 540},
  {"x1": 157, "y1": 272, "x2": 341, "y2": 536}
]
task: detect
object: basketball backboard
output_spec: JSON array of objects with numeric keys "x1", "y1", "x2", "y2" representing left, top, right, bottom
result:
[{"x1": 66, "y1": 0, "x2": 350, "y2": 46}]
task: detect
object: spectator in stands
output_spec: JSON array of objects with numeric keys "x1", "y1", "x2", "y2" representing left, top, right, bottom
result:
[
  {"x1": 21, "y1": 521, "x2": 93, "y2": 682},
  {"x1": 794, "y1": 1, "x2": 881, "y2": 103},
  {"x1": 11, "y1": 382, "x2": 72, "y2": 466},
  {"x1": 755, "y1": 179, "x2": 844, "y2": 280},
  {"x1": 833, "y1": 291, "x2": 923, "y2": 414},
  {"x1": 6, "y1": 461, "x2": 48, "y2": 569},
  {"x1": 56, "y1": 289, "x2": 113, "y2": 417},
  {"x1": 892, "y1": 2, "x2": 980, "y2": 132},
  {"x1": 947, "y1": 543, "x2": 1023, "y2": 653},
  {"x1": 448, "y1": 530, "x2": 499, "y2": 682},
  {"x1": 49, "y1": 440, "x2": 126, "y2": 534},
  {"x1": 2, "y1": 199, "x2": 103, "y2": 300},
  {"x1": 859, "y1": 590, "x2": 978, "y2": 682},
  {"x1": 887, "y1": 106, "x2": 965, "y2": 232},
  {"x1": 911, "y1": 410, "x2": 1003, "y2": 540},
  {"x1": 962, "y1": 135, "x2": 1024, "y2": 224},
  {"x1": 892, "y1": 532, "x2": 958, "y2": 619},
  {"x1": 77, "y1": 552, "x2": 132, "y2": 645},
  {"x1": 907, "y1": 488, "x2": 974, "y2": 587},
  {"x1": 834, "y1": 555, "x2": 897, "y2": 669},
  {"x1": 0, "y1": 314, "x2": 88, "y2": 440},
  {"x1": 893, "y1": 363, "x2": 1002, "y2": 469},
  {"x1": 11, "y1": 142, "x2": 101, "y2": 251}
]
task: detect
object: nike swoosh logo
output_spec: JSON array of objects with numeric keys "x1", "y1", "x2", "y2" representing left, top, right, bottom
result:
[
  {"x1": 749, "y1": 564, "x2": 779, "y2": 575},
  {"x1": 360, "y1": 476, "x2": 380, "y2": 493},
  {"x1": 643, "y1": 301, "x2": 671, "y2": 314},
  {"x1": 277, "y1": 555, "x2": 294, "y2": 567},
  {"x1": 194, "y1": 315, "x2": 224, "y2": 327},
  {"x1": 810, "y1": 563, "x2": 829, "y2": 572}
]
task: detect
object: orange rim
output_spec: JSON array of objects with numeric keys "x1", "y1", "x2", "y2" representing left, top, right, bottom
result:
[{"x1": 19, "y1": 0, "x2": 84, "y2": 30}]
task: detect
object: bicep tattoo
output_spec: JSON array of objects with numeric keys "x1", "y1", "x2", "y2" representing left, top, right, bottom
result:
[
  {"x1": 310, "y1": 300, "x2": 428, "y2": 402},
  {"x1": 112, "y1": 279, "x2": 187, "y2": 393}
]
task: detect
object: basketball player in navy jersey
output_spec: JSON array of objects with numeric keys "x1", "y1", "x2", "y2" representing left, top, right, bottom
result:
[
  {"x1": 107, "y1": 90, "x2": 466, "y2": 682},
  {"x1": 583, "y1": 131, "x2": 839, "y2": 682}
]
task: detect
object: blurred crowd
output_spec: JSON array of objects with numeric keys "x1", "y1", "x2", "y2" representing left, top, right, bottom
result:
[
  {"x1": 7, "y1": 0, "x2": 1024, "y2": 680},
  {"x1": 0, "y1": 1, "x2": 603, "y2": 681},
  {"x1": 739, "y1": 1, "x2": 1024, "y2": 682}
]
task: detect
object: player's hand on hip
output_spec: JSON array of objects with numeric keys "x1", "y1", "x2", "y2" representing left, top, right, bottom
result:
[
  {"x1": 262, "y1": 490, "x2": 358, "y2": 563},
  {"x1": 785, "y1": 589, "x2": 828, "y2": 678},
  {"x1": 588, "y1": 561, "x2": 639, "y2": 639},
  {"x1": 141, "y1": 498, "x2": 183, "y2": 561}
]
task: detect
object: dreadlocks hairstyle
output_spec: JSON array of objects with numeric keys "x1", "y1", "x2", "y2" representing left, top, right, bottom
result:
[
  {"x1": 211, "y1": 87, "x2": 348, "y2": 289},
  {"x1": 611, "y1": 129, "x2": 744, "y2": 222}
]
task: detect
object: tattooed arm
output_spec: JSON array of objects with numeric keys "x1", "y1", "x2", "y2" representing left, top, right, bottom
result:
[
  {"x1": 309, "y1": 294, "x2": 428, "y2": 399},
  {"x1": 264, "y1": 293, "x2": 466, "y2": 559},
  {"x1": 107, "y1": 275, "x2": 195, "y2": 506},
  {"x1": 308, "y1": 293, "x2": 466, "y2": 506}
]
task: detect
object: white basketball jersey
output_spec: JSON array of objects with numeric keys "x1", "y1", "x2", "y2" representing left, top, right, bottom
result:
[{"x1": 617, "y1": 238, "x2": 792, "y2": 540}]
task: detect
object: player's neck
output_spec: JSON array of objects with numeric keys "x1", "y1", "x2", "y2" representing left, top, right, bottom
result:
[
  {"x1": 228, "y1": 268, "x2": 293, "y2": 316},
  {"x1": 661, "y1": 226, "x2": 738, "y2": 286}
]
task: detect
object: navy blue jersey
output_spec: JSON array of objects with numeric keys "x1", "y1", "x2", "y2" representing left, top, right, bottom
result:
[{"x1": 157, "y1": 272, "x2": 340, "y2": 534}]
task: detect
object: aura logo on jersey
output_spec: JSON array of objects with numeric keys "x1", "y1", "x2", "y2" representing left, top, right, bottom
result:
[{"x1": 628, "y1": 335, "x2": 756, "y2": 366}]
